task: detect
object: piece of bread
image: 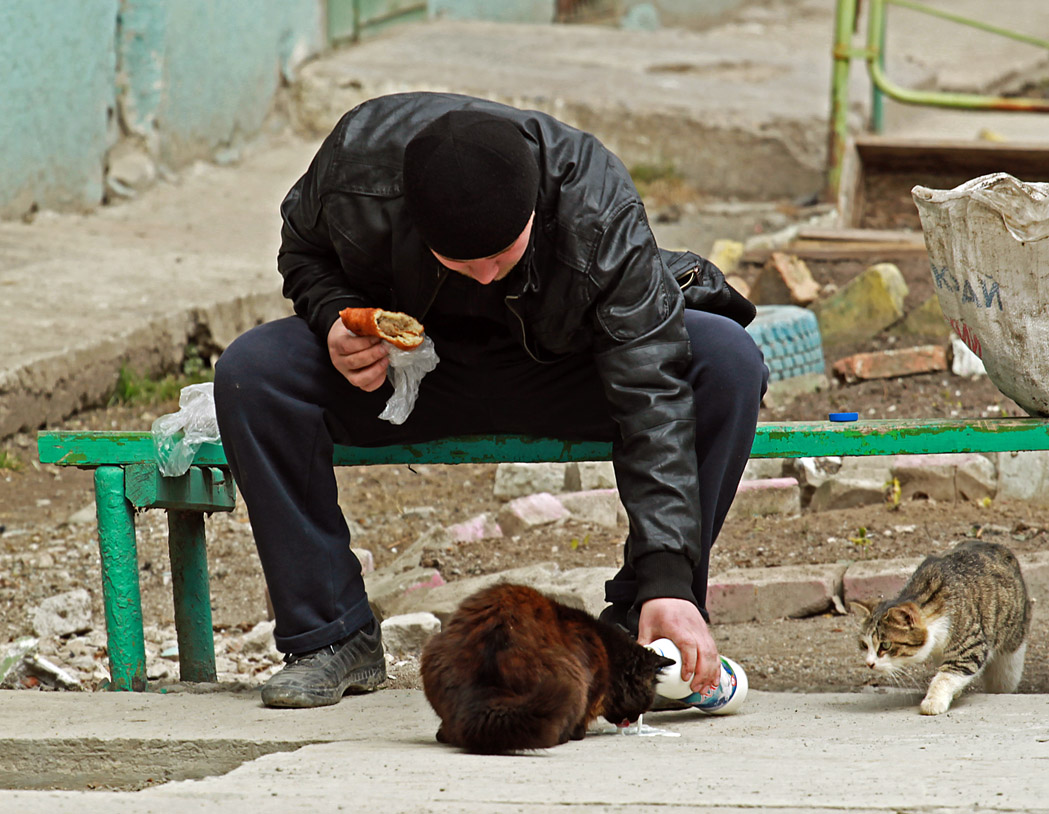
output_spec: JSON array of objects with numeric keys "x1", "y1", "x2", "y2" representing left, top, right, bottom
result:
[{"x1": 339, "y1": 307, "x2": 425, "y2": 350}]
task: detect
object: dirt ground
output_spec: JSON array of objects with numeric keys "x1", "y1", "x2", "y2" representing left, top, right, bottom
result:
[{"x1": 3, "y1": 214, "x2": 1049, "y2": 701}]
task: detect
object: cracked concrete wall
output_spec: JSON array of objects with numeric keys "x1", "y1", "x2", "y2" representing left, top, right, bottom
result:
[
  {"x1": 0, "y1": 0, "x2": 325, "y2": 220},
  {"x1": 0, "y1": 1, "x2": 119, "y2": 218},
  {"x1": 127, "y1": 0, "x2": 325, "y2": 169}
]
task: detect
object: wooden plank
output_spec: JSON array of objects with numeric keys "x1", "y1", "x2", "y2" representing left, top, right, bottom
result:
[
  {"x1": 751, "y1": 418, "x2": 1049, "y2": 458},
  {"x1": 331, "y1": 435, "x2": 612, "y2": 465},
  {"x1": 37, "y1": 418, "x2": 1049, "y2": 468},
  {"x1": 851, "y1": 135, "x2": 1049, "y2": 175},
  {"x1": 743, "y1": 227, "x2": 928, "y2": 265},
  {"x1": 796, "y1": 228, "x2": 925, "y2": 245},
  {"x1": 37, "y1": 431, "x2": 228, "y2": 467},
  {"x1": 743, "y1": 242, "x2": 928, "y2": 264},
  {"x1": 837, "y1": 135, "x2": 1049, "y2": 230},
  {"x1": 836, "y1": 135, "x2": 865, "y2": 230},
  {"x1": 36, "y1": 431, "x2": 613, "y2": 467}
]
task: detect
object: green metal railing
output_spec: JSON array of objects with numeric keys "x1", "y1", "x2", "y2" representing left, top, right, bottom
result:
[{"x1": 828, "y1": 0, "x2": 1049, "y2": 195}]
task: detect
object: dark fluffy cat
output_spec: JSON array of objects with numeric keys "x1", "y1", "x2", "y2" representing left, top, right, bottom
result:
[
  {"x1": 853, "y1": 539, "x2": 1030, "y2": 715},
  {"x1": 421, "y1": 582, "x2": 674, "y2": 753}
]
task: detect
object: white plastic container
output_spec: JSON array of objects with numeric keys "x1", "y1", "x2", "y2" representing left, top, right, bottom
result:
[
  {"x1": 646, "y1": 638, "x2": 748, "y2": 715},
  {"x1": 913, "y1": 173, "x2": 1049, "y2": 416}
]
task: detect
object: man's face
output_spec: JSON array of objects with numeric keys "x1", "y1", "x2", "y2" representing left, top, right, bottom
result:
[{"x1": 431, "y1": 212, "x2": 534, "y2": 285}]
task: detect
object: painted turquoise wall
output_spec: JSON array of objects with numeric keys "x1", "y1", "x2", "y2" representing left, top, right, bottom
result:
[
  {"x1": 428, "y1": 0, "x2": 749, "y2": 27},
  {"x1": 0, "y1": 0, "x2": 323, "y2": 218},
  {"x1": 0, "y1": 1, "x2": 119, "y2": 216},
  {"x1": 430, "y1": 0, "x2": 554, "y2": 23},
  {"x1": 0, "y1": 0, "x2": 742, "y2": 218},
  {"x1": 123, "y1": 0, "x2": 324, "y2": 166}
]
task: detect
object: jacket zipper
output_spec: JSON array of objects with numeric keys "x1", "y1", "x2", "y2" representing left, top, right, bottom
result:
[
  {"x1": 420, "y1": 265, "x2": 449, "y2": 320},
  {"x1": 423, "y1": 259, "x2": 550, "y2": 365},
  {"x1": 504, "y1": 293, "x2": 551, "y2": 365}
]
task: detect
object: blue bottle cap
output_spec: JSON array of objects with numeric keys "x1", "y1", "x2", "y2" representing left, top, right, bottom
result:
[{"x1": 828, "y1": 411, "x2": 859, "y2": 422}]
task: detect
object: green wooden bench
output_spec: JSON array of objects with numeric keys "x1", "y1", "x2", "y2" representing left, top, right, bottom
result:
[{"x1": 35, "y1": 417, "x2": 1049, "y2": 691}]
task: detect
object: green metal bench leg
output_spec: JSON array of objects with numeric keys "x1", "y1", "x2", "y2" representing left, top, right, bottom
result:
[
  {"x1": 167, "y1": 510, "x2": 217, "y2": 682},
  {"x1": 93, "y1": 466, "x2": 148, "y2": 691}
]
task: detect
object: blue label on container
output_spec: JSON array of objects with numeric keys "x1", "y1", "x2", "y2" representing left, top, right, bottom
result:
[{"x1": 680, "y1": 658, "x2": 736, "y2": 711}]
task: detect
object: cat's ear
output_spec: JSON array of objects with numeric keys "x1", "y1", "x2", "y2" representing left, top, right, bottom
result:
[
  {"x1": 849, "y1": 600, "x2": 873, "y2": 619},
  {"x1": 886, "y1": 601, "x2": 921, "y2": 628},
  {"x1": 637, "y1": 648, "x2": 676, "y2": 675},
  {"x1": 653, "y1": 655, "x2": 676, "y2": 671}
]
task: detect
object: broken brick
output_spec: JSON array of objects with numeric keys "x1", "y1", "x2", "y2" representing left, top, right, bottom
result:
[
  {"x1": 750, "y1": 252, "x2": 820, "y2": 305},
  {"x1": 832, "y1": 345, "x2": 947, "y2": 382}
]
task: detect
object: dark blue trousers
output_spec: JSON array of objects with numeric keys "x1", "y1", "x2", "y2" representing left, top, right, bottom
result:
[{"x1": 214, "y1": 312, "x2": 767, "y2": 653}]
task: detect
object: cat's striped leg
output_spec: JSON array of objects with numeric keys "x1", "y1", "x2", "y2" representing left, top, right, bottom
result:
[
  {"x1": 920, "y1": 670, "x2": 976, "y2": 715},
  {"x1": 984, "y1": 641, "x2": 1027, "y2": 693}
]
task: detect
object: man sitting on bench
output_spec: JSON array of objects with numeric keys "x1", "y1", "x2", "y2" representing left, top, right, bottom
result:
[{"x1": 213, "y1": 92, "x2": 768, "y2": 709}]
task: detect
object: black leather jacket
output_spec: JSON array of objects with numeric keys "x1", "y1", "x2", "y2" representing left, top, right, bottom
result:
[{"x1": 278, "y1": 92, "x2": 748, "y2": 608}]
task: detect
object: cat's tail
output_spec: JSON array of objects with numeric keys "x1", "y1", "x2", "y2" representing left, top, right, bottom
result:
[{"x1": 454, "y1": 675, "x2": 586, "y2": 754}]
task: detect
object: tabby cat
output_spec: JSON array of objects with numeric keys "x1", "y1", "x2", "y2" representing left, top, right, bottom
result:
[
  {"x1": 853, "y1": 539, "x2": 1030, "y2": 715},
  {"x1": 420, "y1": 582, "x2": 675, "y2": 753}
]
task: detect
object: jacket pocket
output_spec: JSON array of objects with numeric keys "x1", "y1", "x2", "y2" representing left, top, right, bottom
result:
[{"x1": 660, "y1": 248, "x2": 756, "y2": 328}]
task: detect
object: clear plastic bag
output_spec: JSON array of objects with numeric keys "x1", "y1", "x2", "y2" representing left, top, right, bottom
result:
[
  {"x1": 380, "y1": 336, "x2": 439, "y2": 424},
  {"x1": 151, "y1": 382, "x2": 221, "y2": 477}
]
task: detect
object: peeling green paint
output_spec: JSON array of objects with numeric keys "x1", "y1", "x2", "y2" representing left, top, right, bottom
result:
[
  {"x1": 125, "y1": 462, "x2": 236, "y2": 511},
  {"x1": 94, "y1": 466, "x2": 148, "y2": 692},
  {"x1": 168, "y1": 511, "x2": 217, "y2": 683},
  {"x1": 117, "y1": 0, "x2": 168, "y2": 142},
  {"x1": 39, "y1": 420, "x2": 1049, "y2": 471}
]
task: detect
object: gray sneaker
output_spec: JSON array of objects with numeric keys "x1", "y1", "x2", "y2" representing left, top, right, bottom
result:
[{"x1": 261, "y1": 620, "x2": 386, "y2": 708}]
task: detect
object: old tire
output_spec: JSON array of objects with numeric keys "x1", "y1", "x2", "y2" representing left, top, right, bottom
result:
[{"x1": 745, "y1": 305, "x2": 825, "y2": 383}]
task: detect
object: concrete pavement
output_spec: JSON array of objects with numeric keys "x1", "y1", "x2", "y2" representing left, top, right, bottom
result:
[
  {"x1": 0, "y1": 132, "x2": 305, "y2": 439},
  {"x1": 2, "y1": 688, "x2": 1048, "y2": 812}
]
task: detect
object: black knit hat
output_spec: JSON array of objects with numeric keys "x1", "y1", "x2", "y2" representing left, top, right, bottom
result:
[{"x1": 403, "y1": 109, "x2": 539, "y2": 260}]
